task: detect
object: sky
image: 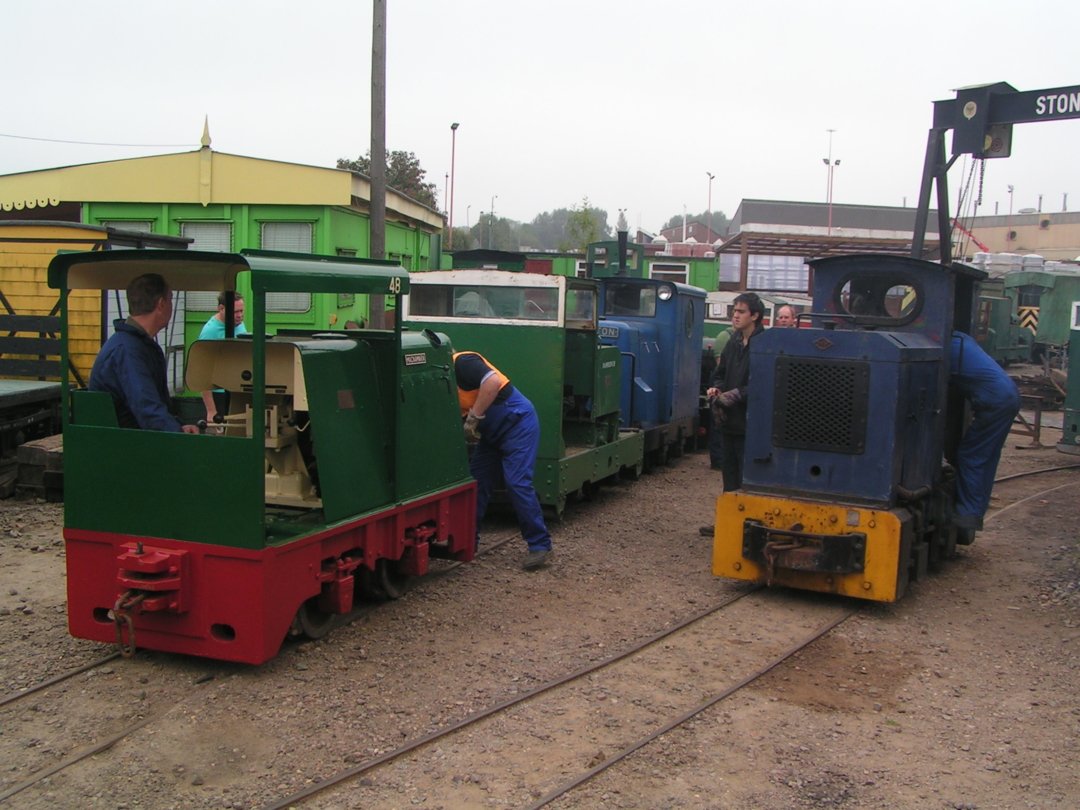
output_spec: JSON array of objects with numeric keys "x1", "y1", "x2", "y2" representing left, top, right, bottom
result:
[{"x1": 3, "y1": 0, "x2": 1078, "y2": 234}]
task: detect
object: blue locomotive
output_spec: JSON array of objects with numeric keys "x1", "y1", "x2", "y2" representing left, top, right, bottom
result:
[
  {"x1": 712, "y1": 254, "x2": 984, "y2": 601},
  {"x1": 596, "y1": 275, "x2": 705, "y2": 467}
]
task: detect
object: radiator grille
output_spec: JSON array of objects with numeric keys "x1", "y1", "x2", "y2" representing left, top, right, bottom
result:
[{"x1": 773, "y1": 357, "x2": 869, "y2": 453}]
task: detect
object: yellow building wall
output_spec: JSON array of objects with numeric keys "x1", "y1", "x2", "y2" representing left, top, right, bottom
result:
[{"x1": 0, "y1": 223, "x2": 106, "y2": 383}]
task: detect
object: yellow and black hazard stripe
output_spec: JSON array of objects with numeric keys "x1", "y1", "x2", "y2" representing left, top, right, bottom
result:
[{"x1": 1018, "y1": 306, "x2": 1039, "y2": 333}]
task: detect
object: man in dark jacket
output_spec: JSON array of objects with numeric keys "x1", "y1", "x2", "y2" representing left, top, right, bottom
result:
[
  {"x1": 706, "y1": 292, "x2": 765, "y2": 492},
  {"x1": 90, "y1": 273, "x2": 197, "y2": 433}
]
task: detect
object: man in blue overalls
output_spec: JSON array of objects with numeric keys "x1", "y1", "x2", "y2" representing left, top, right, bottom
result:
[
  {"x1": 453, "y1": 351, "x2": 553, "y2": 570},
  {"x1": 949, "y1": 331, "x2": 1022, "y2": 543}
]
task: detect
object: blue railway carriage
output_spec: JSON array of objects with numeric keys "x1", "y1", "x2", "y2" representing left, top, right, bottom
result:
[
  {"x1": 712, "y1": 254, "x2": 983, "y2": 601},
  {"x1": 597, "y1": 277, "x2": 706, "y2": 467}
]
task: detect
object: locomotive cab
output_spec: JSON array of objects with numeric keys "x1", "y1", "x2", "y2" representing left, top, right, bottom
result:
[{"x1": 187, "y1": 339, "x2": 318, "y2": 508}]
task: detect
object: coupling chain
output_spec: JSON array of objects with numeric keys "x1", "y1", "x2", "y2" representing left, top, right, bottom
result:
[
  {"x1": 762, "y1": 538, "x2": 801, "y2": 586},
  {"x1": 113, "y1": 590, "x2": 146, "y2": 658}
]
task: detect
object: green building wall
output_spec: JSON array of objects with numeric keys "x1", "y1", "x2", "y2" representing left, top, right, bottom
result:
[{"x1": 83, "y1": 200, "x2": 439, "y2": 336}]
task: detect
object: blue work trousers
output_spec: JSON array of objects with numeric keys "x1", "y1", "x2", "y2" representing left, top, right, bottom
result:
[
  {"x1": 470, "y1": 390, "x2": 552, "y2": 552},
  {"x1": 955, "y1": 398, "x2": 1018, "y2": 522}
]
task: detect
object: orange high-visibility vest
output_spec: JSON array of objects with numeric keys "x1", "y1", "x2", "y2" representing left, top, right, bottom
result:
[{"x1": 453, "y1": 351, "x2": 510, "y2": 417}]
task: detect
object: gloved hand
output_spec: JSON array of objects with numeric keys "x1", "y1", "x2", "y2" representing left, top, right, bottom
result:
[
  {"x1": 710, "y1": 398, "x2": 727, "y2": 423},
  {"x1": 463, "y1": 411, "x2": 484, "y2": 443},
  {"x1": 717, "y1": 389, "x2": 742, "y2": 408}
]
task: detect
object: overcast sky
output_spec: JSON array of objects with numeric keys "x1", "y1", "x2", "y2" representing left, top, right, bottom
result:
[{"x1": 3, "y1": 1, "x2": 1078, "y2": 233}]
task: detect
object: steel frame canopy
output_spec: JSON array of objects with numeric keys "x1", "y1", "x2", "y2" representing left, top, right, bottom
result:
[
  {"x1": 912, "y1": 81, "x2": 1080, "y2": 265},
  {"x1": 713, "y1": 223, "x2": 930, "y2": 291}
]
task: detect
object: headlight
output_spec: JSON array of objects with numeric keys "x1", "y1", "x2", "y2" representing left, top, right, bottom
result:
[{"x1": 658, "y1": 284, "x2": 674, "y2": 301}]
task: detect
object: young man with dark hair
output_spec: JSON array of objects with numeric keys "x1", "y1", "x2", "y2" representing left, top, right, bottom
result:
[{"x1": 706, "y1": 291, "x2": 765, "y2": 492}]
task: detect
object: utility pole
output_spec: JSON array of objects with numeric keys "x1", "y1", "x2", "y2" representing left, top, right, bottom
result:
[
  {"x1": 370, "y1": 0, "x2": 386, "y2": 261},
  {"x1": 369, "y1": 0, "x2": 387, "y2": 327}
]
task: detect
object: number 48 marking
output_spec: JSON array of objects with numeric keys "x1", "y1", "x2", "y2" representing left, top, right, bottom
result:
[{"x1": 388, "y1": 277, "x2": 402, "y2": 294}]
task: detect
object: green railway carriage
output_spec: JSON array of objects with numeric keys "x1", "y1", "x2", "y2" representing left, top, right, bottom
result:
[
  {"x1": 403, "y1": 269, "x2": 644, "y2": 514},
  {"x1": 1003, "y1": 266, "x2": 1080, "y2": 360},
  {"x1": 49, "y1": 249, "x2": 476, "y2": 664},
  {"x1": 974, "y1": 282, "x2": 1032, "y2": 366}
]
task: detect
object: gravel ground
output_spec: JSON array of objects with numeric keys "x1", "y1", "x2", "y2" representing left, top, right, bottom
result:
[{"x1": 0, "y1": 432, "x2": 1077, "y2": 809}]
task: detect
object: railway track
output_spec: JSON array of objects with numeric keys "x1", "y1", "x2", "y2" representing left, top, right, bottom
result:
[
  {"x1": 0, "y1": 530, "x2": 529, "y2": 804},
  {"x1": 1, "y1": 466, "x2": 1076, "y2": 807},
  {"x1": 261, "y1": 464, "x2": 1080, "y2": 809},
  {"x1": 263, "y1": 586, "x2": 854, "y2": 809}
]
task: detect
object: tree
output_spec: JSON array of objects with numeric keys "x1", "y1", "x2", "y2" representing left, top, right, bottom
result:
[
  {"x1": 448, "y1": 226, "x2": 474, "y2": 250},
  {"x1": 661, "y1": 209, "x2": 728, "y2": 236},
  {"x1": 529, "y1": 209, "x2": 573, "y2": 250},
  {"x1": 471, "y1": 215, "x2": 520, "y2": 251},
  {"x1": 337, "y1": 150, "x2": 438, "y2": 209},
  {"x1": 563, "y1": 197, "x2": 610, "y2": 252}
]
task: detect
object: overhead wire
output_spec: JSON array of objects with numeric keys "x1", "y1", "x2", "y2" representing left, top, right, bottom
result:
[{"x1": 0, "y1": 131, "x2": 195, "y2": 148}]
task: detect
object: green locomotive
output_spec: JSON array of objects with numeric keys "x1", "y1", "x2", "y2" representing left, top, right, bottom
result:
[
  {"x1": 404, "y1": 269, "x2": 645, "y2": 514},
  {"x1": 50, "y1": 249, "x2": 476, "y2": 664}
]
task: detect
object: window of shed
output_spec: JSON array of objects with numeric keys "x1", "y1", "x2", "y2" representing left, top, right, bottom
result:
[
  {"x1": 261, "y1": 222, "x2": 313, "y2": 252},
  {"x1": 181, "y1": 221, "x2": 232, "y2": 252},
  {"x1": 259, "y1": 222, "x2": 314, "y2": 312}
]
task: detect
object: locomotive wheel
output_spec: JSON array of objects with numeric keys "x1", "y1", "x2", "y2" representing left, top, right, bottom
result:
[
  {"x1": 669, "y1": 433, "x2": 685, "y2": 459},
  {"x1": 295, "y1": 597, "x2": 336, "y2": 640},
  {"x1": 376, "y1": 559, "x2": 407, "y2": 600}
]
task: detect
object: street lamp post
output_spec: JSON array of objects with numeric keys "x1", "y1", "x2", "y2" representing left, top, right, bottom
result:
[
  {"x1": 448, "y1": 122, "x2": 459, "y2": 248},
  {"x1": 823, "y1": 129, "x2": 841, "y2": 236},
  {"x1": 1007, "y1": 184, "x2": 1015, "y2": 242},
  {"x1": 706, "y1": 171, "x2": 715, "y2": 240}
]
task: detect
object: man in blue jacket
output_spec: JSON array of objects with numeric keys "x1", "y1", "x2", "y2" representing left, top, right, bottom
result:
[
  {"x1": 949, "y1": 331, "x2": 1021, "y2": 542},
  {"x1": 90, "y1": 273, "x2": 197, "y2": 434}
]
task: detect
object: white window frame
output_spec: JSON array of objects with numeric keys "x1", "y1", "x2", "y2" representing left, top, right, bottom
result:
[{"x1": 649, "y1": 262, "x2": 689, "y2": 285}]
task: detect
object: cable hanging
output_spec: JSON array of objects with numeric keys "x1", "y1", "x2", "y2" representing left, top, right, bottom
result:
[{"x1": 0, "y1": 132, "x2": 195, "y2": 148}]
